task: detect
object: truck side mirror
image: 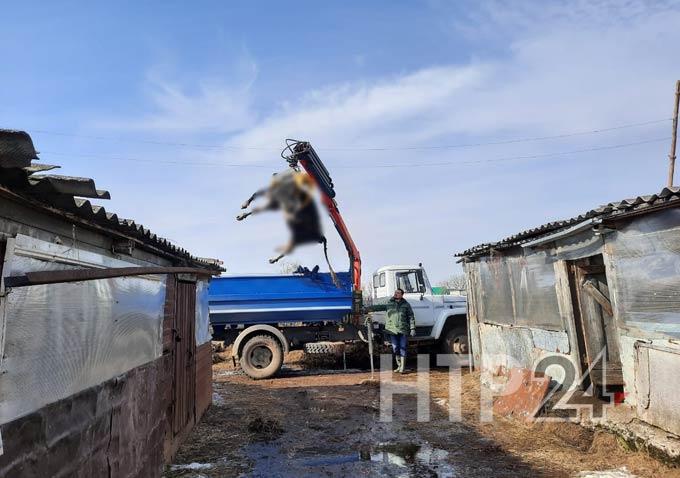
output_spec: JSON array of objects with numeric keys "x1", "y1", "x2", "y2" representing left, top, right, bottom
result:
[{"x1": 419, "y1": 285, "x2": 426, "y2": 293}]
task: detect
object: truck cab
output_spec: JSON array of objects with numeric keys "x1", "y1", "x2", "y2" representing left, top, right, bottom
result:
[{"x1": 370, "y1": 265, "x2": 468, "y2": 356}]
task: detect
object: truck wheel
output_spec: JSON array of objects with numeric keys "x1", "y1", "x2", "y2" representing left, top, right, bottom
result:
[
  {"x1": 304, "y1": 341, "x2": 345, "y2": 356},
  {"x1": 442, "y1": 326, "x2": 469, "y2": 356},
  {"x1": 240, "y1": 335, "x2": 283, "y2": 380}
]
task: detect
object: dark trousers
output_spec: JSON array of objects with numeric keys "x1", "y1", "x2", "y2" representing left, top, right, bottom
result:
[{"x1": 390, "y1": 333, "x2": 408, "y2": 357}]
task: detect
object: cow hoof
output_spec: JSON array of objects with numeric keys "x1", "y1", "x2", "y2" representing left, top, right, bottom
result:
[{"x1": 236, "y1": 214, "x2": 247, "y2": 221}]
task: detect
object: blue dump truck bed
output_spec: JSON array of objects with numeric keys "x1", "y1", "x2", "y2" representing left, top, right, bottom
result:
[{"x1": 209, "y1": 270, "x2": 353, "y2": 330}]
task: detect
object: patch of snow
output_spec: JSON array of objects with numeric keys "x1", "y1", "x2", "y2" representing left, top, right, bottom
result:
[
  {"x1": 169, "y1": 462, "x2": 214, "y2": 471},
  {"x1": 433, "y1": 398, "x2": 448, "y2": 407},
  {"x1": 212, "y1": 391, "x2": 226, "y2": 405}
]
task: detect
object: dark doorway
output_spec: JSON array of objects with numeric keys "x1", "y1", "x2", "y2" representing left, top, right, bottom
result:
[
  {"x1": 566, "y1": 255, "x2": 623, "y2": 392},
  {"x1": 0, "y1": 240, "x2": 6, "y2": 278}
]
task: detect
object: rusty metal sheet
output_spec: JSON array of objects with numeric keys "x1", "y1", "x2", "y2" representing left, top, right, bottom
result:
[{"x1": 493, "y1": 367, "x2": 552, "y2": 422}]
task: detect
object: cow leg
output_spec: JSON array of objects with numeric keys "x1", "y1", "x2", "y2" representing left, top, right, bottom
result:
[
  {"x1": 236, "y1": 204, "x2": 270, "y2": 221},
  {"x1": 269, "y1": 241, "x2": 294, "y2": 264},
  {"x1": 240, "y1": 188, "x2": 268, "y2": 209},
  {"x1": 268, "y1": 253, "x2": 285, "y2": 264}
]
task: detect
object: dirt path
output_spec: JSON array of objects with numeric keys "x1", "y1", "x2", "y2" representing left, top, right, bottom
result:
[{"x1": 165, "y1": 355, "x2": 680, "y2": 477}]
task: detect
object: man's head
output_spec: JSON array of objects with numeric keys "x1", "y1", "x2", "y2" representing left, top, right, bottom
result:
[{"x1": 393, "y1": 288, "x2": 404, "y2": 300}]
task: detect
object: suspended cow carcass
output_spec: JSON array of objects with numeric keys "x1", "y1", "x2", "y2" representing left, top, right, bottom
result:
[{"x1": 236, "y1": 170, "x2": 336, "y2": 277}]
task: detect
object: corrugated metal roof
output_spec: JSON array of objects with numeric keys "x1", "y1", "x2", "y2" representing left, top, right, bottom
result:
[
  {"x1": 0, "y1": 129, "x2": 222, "y2": 270},
  {"x1": 0, "y1": 129, "x2": 38, "y2": 168},
  {"x1": 457, "y1": 186, "x2": 680, "y2": 259}
]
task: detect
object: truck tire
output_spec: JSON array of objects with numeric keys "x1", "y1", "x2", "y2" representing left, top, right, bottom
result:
[
  {"x1": 240, "y1": 334, "x2": 284, "y2": 380},
  {"x1": 303, "y1": 341, "x2": 345, "y2": 356},
  {"x1": 442, "y1": 326, "x2": 469, "y2": 356}
]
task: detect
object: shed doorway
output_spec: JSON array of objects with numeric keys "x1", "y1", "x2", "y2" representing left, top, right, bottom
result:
[{"x1": 566, "y1": 255, "x2": 623, "y2": 392}]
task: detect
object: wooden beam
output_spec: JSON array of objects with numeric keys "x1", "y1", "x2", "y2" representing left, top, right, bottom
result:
[
  {"x1": 577, "y1": 264, "x2": 606, "y2": 274},
  {"x1": 5, "y1": 266, "x2": 215, "y2": 288},
  {"x1": 581, "y1": 280, "x2": 613, "y2": 316}
]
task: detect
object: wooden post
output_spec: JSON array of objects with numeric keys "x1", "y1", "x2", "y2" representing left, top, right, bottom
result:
[{"x1": 668, "y1": 80, "x2": 680, "y2": 188}]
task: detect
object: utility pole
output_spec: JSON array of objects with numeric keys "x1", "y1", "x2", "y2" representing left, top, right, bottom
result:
[{"x1": 668, "y1": 80, "x2": 680, "y2": 188}]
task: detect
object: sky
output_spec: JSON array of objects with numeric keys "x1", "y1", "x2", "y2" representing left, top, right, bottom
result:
[{"x1": 2, "y1": 0, "x2": 680, "y2": 285}]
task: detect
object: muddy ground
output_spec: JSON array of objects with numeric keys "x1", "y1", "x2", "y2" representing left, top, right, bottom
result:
[{"x1": 165, "y1": 349, "x2": 680, "y2": 477}]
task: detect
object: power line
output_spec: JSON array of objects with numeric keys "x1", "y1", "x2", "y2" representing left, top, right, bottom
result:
[
  {"x1": 41, "y1": 136, "x2": 670, "y2": 170},
  {"x1": 41, "y1": 151, "x2": 273, "y2": 168},
  {"x1": 33, "y1": 131, "x2": 271, "y2": 151},
  {"x1": 323, "y1": 118, "x2": 672, "y2": 151},
  {"x1": 29, "y1": 117, "x2": 671, "y2": 152},
  {"x1": 374, "y1": 136, "x2": 670, "y2": 168}
]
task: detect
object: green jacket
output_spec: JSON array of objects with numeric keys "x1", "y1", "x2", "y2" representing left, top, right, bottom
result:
[{"x1": 385, "y1": 297, "x2": 415, "y2": 335}]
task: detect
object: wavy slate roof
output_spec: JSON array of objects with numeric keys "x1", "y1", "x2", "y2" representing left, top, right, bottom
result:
[
  {"x1": 0, "y1": 129, "x2": 222, "y2": 270},
  {"x1": 457, "y1": 186, "x2": 680, "y2": 259}
]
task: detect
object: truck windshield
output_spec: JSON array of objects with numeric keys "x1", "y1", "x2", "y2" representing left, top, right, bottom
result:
[{"x1": 395, "y1": 270, "x2": 425, "y2": 293}]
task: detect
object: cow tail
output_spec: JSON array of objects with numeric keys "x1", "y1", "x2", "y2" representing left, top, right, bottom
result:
[{"x1": 322, "y1": 237, "x2": 341, "y2": 288}]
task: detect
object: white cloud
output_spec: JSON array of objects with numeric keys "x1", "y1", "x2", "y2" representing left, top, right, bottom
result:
[
  {"x1": 225, "y1": 5, "x2": 680, "y2": 160},
  {"x1": 100, "y1": 57, "x2": 258, "y2": 134},
  {"x1": 100, "y1": 1, "x2": 680, "y2": 283},
  {"x1": 137, "y1": 75, "x2": 256, "y2": 133}
]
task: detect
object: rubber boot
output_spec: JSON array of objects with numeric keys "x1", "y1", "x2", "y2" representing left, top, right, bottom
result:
[
  {"x1": 398, "y1": 356, "x2": 406, "y2": 374},
  {"x1": 394, "y1": 356, "x2": 401, "y2": 372}
]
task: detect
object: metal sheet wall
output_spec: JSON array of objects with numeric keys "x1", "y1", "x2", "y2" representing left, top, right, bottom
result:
[
  {"x1": 512, "y1": 253, "x2": 563, "y2": 329},
  {"x1": 634, "y1": 342, "x2": 680, "y2": 436},
  {"x1": 478, "y1": 256, "x2": 514, "y2": 325},
  {"x1": 606, "y1": 209, "x2": 680, "y2": 338},
  {"x1": 0, "y1": 236, "x2": 165, "y2": 424},
  {"x1": 195, "y1": 280, "x2": 211, "y2": 345},
  {"x1": 477, "y1": 252, "x2": 564, "y2": 331}
]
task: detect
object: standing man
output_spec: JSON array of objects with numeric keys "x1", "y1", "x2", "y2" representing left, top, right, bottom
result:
[{"x1": 385, "y1": 288, "x2": 415, "y2": 373}]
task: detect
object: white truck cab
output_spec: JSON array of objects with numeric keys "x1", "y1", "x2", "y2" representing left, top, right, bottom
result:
[{"x1": 371, "y1": 265, "x2": 469, "y2": 356}]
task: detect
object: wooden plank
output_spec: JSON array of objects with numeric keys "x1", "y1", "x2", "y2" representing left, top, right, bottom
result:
[
  {"x1": 172, "y1": 280, "x2": 197, "y2": 435},
  {"x1": 590, "y1": 366, "x2": 625, "y2": 386},
  {"x1": 582, "y1": 280, "x2": 614, "y2": 316},
  {"x1": 5, "y1": 266, "x2": 214, "y2": 287},
  {"x1": 195, "y1": 343, "x2": 213, "y2": 419},
  {"x1": 577, "y1": 264, "x2": 605, "y2": 274}
]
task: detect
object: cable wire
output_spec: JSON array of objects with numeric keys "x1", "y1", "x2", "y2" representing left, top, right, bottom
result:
[
  {"x1": 28, "y1": 117, "x2": 671, "y2": 152},
  {"x1": 40, "y1": 136, "x2": 670, "y2": 170},
  {"x1": 368, "y1": 136, "x2": 671, "y2": 168}
]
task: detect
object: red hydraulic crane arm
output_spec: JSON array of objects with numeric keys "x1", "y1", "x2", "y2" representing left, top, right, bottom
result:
[
  {"x1": 308, "y1": 172, "x2": 361, "y2": 292},
  {"x1": 283, "y1": 140, "x2": 362, "y2": 314}
]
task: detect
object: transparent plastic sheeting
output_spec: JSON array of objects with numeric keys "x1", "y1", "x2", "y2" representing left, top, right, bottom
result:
[
  {"x1": 477, "y1": 252, "x2": 564, "y2": 331},
  {"x1": 195, "y1": 280, "x2": 211, "y2": 345},
  {"x1": 607, "y1": 208, "x2": 680, "y2": 338},
  {"x1": 0, "y1": 254, "x2": 165, "y2": 424}
]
